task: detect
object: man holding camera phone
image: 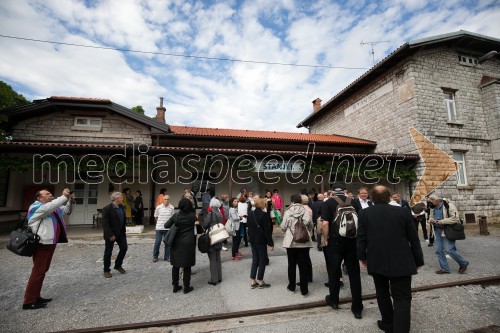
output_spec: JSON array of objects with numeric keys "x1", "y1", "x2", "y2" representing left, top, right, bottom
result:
[{"x1": 23, "y1": 188, "x2": 74, "y2": 310}]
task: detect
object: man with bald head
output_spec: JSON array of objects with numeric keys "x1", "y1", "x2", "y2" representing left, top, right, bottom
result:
[{"x1": 357, "y1": 185, "x2": 424, "y2": 333}]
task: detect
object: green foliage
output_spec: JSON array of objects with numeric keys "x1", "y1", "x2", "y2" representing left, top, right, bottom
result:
[
  {"x1": 305, "y1": 160, "x2": 417, "y2": 182},
  {"x1": 0, "y1": 81, "x2": 30, "y2": 110},
  {"x1": 131, "y1": 105, "x2": 145, "y2": 114},
  {"x1": 0, "y1": 81, "x2": 30, "y2": 141}
]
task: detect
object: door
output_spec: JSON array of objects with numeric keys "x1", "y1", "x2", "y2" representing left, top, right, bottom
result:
[{"x1": 70, "y1": 183, "x2": 98, "y2": 225}]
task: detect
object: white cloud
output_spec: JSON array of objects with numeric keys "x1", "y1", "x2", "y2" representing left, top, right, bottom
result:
[{"x1": 1, "y1": 0, "x2": 499, "y2": 134}]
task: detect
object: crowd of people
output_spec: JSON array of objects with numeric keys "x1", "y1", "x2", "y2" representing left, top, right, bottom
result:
[{"x1": 21, "y1": 184, "x2": 471, "y2": 333}]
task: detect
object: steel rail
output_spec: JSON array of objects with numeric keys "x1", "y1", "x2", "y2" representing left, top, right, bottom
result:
[{"x1": 56, "y1": 275, "x2": 500, "y2": 333}]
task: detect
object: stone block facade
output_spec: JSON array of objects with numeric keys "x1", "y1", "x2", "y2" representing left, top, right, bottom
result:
[
  {"x1": 309, "y1": 46, "x2": 500, "y2": 223},
  {"x1": 11, "y1": 111, "x2": 152, "y2": 145}
]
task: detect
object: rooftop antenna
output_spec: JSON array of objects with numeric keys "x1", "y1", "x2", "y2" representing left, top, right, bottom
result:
[{"x1": 360, "y1": 40, "x2": 390, "y2": 65}]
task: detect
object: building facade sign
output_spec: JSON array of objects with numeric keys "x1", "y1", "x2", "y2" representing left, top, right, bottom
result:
[{"x1": 344, "y1": 81, "x2": 393, "y2": 116}]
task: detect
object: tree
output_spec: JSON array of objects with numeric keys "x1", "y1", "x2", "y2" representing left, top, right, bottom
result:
[
  {"x1": 131, "y1": 105, "x2": 145, "y2": 115},
  {"x1": 0, "y1": 81, "x2": 30, "y2": 141},
  {"x1": 0, "y1": 81, "x2": 30, "y2": 109}
]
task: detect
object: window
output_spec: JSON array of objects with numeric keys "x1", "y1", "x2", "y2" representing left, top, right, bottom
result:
[
  {"x1": 444, "y1": 91, "x2": 457, "y2": 121},
  {"x1": 74, "y1": 117, "x2": 102, "y2": 128},
  {"x1": 458, "y1": 54, "x2": 478, "y2": 66},
  {"x1": 453, "y1": 151, "x2": 467, "y2": 185}
]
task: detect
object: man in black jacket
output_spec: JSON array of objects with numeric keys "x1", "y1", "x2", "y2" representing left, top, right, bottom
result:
[
  {"x1": 321, "y1": 183, "x2": 363, "y2": 319},
  {"x1": 102, "y1": 191, "x2": 128, "y2": 278},
  {"x1": 358, "y1": 185, "x2": 424, "y2": 333},
  {"x1": 352, "y1": 187, "x2": 373, "y2": 213}
]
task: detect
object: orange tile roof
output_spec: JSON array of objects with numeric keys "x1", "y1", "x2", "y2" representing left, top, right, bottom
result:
[
  {"x1": 169, "y1": 126, "x2": 375, "y2": 145},
  {"x1": 0, "y1": 141, "x2": 418, "y2": 158}
]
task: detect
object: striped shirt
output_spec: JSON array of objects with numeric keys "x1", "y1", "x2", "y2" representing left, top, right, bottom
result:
[{"x1": 154, "y1": 203, "x2": 175, "y2": 230}]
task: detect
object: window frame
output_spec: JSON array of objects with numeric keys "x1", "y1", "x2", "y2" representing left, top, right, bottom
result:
[
  {"x1": 443, "y1": 90, "x2": 458, "y2": 122},
  {"x1": 74, "y1": 117, "x2": 102, "y2": 128},
  {"x1": 452, "y1": 151, "x2": 468, "y2": 186}
]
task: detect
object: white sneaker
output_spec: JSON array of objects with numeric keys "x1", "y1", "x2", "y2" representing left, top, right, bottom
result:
[
  {"x1": 425, "y1": 239, "x2": 429, "y2": 243},
  {"x1": 222, "y1": 246, "x2": 228, "y2": 251}
]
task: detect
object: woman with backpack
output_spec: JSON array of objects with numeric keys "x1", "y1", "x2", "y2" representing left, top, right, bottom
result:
[{"x1": 281, "y1": 193, "x2": 314, "y2": 297}]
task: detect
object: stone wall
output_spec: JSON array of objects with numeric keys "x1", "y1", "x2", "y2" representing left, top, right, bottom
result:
[
  {"x1": 12, "y1": 111, "x2": 152, "y2": 145},
  {"x1": 308, "y1": 47, "x2": 500, "y2": 222}
]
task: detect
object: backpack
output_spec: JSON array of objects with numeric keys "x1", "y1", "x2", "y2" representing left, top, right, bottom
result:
[
  {"x1": 292, "y1": 215, "x2": 310, "y2": 243},
  {"x1": 333, "y1": 196, "x2": 358, "y2": 238}
]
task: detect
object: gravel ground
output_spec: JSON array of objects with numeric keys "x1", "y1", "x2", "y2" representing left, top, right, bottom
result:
[{"x1": 0, "y1": 226, "x2": 499, "y2": 333}]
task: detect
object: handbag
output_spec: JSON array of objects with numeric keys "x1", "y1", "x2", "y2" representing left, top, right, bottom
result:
[
  {"x1": 207, "y1": 213, "x2": 230, "y2": 245},
  {"x1": 197, "y1": 229, "x2": 210, "y2": 253},
  {"x1": 444, "y1": 221, "x2": 466, "y2": 241},
  {"x1": 6, "y1": 217, "x2": 41, "y2": 257},
  {"x1": 273, "y1": 209, "x2": 282, "y2": 225},
  {"x1": 225, "y1": 218, "x2": 233, "y2": 235},
  {"x1": 210, "y1": 223, "x2": 230, "y2": 245},
  {"x1": 162, "y1": 214, "x2": 178, "y2": 247},
  {"x1": 292, "y1": 216, "x2": 310, "y2": 243}
]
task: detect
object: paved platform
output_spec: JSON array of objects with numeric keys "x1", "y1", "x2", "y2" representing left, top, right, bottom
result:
[{"x1": 0, "y1": 225, "x2": 499, "y2": 332}]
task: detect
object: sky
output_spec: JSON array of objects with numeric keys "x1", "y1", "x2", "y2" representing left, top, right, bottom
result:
[{"x1": 1, "y1": 0, "x2": 499, "y2": 133}]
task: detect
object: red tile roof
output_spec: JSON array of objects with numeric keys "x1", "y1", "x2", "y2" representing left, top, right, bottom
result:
[
  {"x1": 169, "y1": 126, "x2": 375, "y2": 145},
  {"x1": 0, "y1": 141, "x2": 418, "y2": 159}
]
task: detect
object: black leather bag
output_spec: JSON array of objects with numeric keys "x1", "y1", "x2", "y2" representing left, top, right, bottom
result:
[
  {"x1": 444, "y1": 221, "x2": 466, "y2": 241},
  {"x1": 6, "y1": 225, "x2": 41, "y2": 257},
  {"x1": 162, "y1": 214, "x2": 178, "y2": 247},
  {"x1": 197, "y1": 229, "x2": 210, "y2": 253}
]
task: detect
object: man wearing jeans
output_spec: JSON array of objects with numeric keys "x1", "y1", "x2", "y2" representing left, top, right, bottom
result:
[
  {"x1": 428, "y1": 193, "x2": 469, "y2": 274},
  {"x1": 153, "y1": 195, "x2": 175, "y2": 262}
]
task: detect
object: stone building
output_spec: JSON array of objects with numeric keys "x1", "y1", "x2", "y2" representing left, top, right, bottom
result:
[
  {"x1": 298, "y1": 31, "x2": 500, "y2": 223},
  {"x1": 1, "y1": 96, "x2": 419, "y2": 230}
]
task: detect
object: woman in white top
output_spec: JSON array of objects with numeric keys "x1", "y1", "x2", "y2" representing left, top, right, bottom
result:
[
  {"x1": 238, "y1": 195, "x2": 250, "y2": 247},
  {"x1": 229, "y1": 198, "x2": 243, "y2": 261}
]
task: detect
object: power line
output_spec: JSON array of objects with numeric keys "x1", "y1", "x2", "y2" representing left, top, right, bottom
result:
[{"x1": 0, "y1": 34, "x2": 368, "y2": 70}]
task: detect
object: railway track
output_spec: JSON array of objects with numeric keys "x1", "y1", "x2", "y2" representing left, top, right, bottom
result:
[{"x1": 57, "y1": 275, "x2": 500, "y2": 333}]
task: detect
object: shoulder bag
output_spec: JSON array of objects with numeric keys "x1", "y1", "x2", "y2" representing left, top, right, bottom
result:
[
  {"x1": 197, "y1": 228, "x2": 211, "y2": 253},
  {"x1": 6, "y1": 216, "x2": 41, "y2": 257},
  {"x1": 209, "y1": 213, "x2": 230, "y2": 245},
  {"x1": 162, "y1": 214, "x2": 178, "y2": 247},
  {"x1": 444, "y1": 221, "x2": 466, "y2": 241}
]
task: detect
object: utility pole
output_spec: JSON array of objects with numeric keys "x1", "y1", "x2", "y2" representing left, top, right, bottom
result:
[{"x1": 360, "y1": 40, "x2": 390, "y2": 65}]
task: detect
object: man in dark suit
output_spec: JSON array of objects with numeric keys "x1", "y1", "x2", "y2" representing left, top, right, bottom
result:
[
  {"x1": 352, "y1": 187, "x2": 373, "y2": 213},
  {"x1": 321, "y1": 183, "x2": 363, "y2": 319},
  {"x1": 392, "y1": 192, "x2": 411, "y2": 211},
  {"x1": 102, "y1": 191, "x2": 128, "y2": 278},
  {"x1": 358, "y1": 185, "x2": 424, "y2": 333}
]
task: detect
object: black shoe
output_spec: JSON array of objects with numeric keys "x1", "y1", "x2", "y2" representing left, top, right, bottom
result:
[
  {"x1": 353, "y1": 311, "x2": 362, "y2": 319},
  {"x1": 183, "y1": 286, "x2": 194, "y2": 294},
  {"x1": 22, "y1": 303, "x2": 47, "y2": 310},
  {"x1": 428, "y1": 243, "x2": 434, "y2": 247},
  {"x1": 377, "y1": 320, "x2": 393, "y2": 333},
  {"x1": 325, "y1": 295, "x2": 339, "y2": 309},
  {"x1": 208, "y1": 281, "x2": 217, "y2": 286},
  {"x1": 36, "y1": 297, "x2": 52, "y2": 304},
  {"x1": 173, "y1": 285, "x2": 182, "y2": 293},
  {"x1": 324, "y1": 282, "x2": 330, "y2": 288}
]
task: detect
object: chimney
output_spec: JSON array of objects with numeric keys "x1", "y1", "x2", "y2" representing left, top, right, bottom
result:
[
  {"x1": 312, "y1": 98, "x2": 322, "y2": 112},
  {"x1": 156, "y1": 97, "x2": 166, "y2": 124}
]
